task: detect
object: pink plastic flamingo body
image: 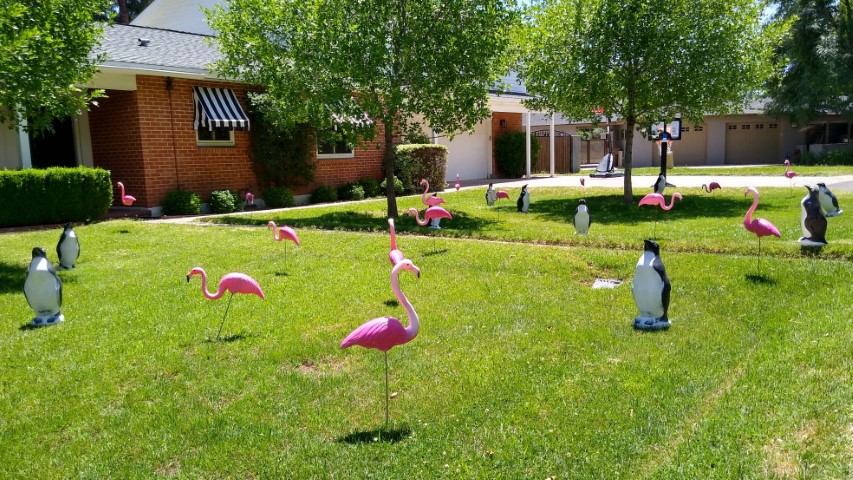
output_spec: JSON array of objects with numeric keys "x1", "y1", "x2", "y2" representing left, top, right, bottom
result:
[
  {"x1": 245, "y1": 192, "x2": 254, "y2": 205},
  {"x1": 406, "y1": 206, "x2": 452, "y2": 226},
  {"x1": 388, "y1": 218, "x2": 404, "y2": 266},
  {"x1": 341, "y1": 259, "x2": 420, "y2": 426},
  {"x1": 455, "y1": 174, "x2": 461, "y2": 191},
  {"x1": 702, "y1": 182, "x2": 721, "y2": 193},
  {"x1": 495, "y1": 191, "x2": 510, "y2": 200},
  {"x1": 117, "y1": 182, "x2": 136, "y2": 206},
  {"x1": 267, "y1": 221, "x2": 300, "y2": 262},
  {"x1": 186, "y1": 267, "x2": 265, "y2": 338},
  {"x1": 420, "y1": 179, "x2": 446, "y2": 207},
  {"x1": 638, "y1": 192, "x2": 682, "y2": 210},
  {"x1": 743, "y1": 187, "x2": 781, "y2": 273},
  {"x1": 784, "y1": 159, "x2": 798, "y2": 179}
]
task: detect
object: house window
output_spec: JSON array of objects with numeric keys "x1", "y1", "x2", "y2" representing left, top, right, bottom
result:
[
  {"x1": 755, "y1": 124, "x2": 764, "y2": 129},
  {"x1": 768, "y1": 123, "x2": 778, "y2": 129},
  {"x1": 196, "y1": 127, "x2": 235, "y2": 147},
  {"x1": 317, "y1": 136, "x2": 354, "y2": 159},
  {"x1": 727, "y1": 124, "x2": 737, "y2": 130},
  {"x1": 741, "y1": 124, "x2": 750, "y2": 130},
  {"x1": 693, "y1": 125, "x2": 704, "y2": 132},
  {"x1": 681, "y1": 126, "x2": 690, "y2": 132}
]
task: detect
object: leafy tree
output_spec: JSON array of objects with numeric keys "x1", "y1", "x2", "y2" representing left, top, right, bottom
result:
[
  {"x1": 766, "y1": 0, "x2": 853, "y2": 124},
  {"x1": 1, "y1": 0, "x2": 111, "y2": 134},
  {"x1": 517, "y1": 0, "x2": 779, "y2": 202},
  {"x1": 208, "y1": 0, "x2": 516, "y2": 217}
]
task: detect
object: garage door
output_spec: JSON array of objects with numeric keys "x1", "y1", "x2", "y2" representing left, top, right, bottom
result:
[
  {"x1": 725, "y1": 122, "x2": 780, "y2": 165},
  {"x1": 440, "y1": 120, "x2": 492, "y2": 182},
  {"x1": 672, "y1": 124, "x2": 707, "y2": 166}
]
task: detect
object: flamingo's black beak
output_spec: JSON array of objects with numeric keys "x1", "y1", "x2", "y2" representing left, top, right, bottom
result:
[{"x1": 186, "y1": 275, "x2": 190, "y2": 283}]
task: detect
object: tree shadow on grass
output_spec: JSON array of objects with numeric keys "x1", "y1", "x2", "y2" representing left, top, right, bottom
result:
[
  {"x1": 0, "y1": 261, "x2": 25, "y2": 295},
  {"x1": 203, "y1": 332, "x2": 253, "y2": 343},
  {"x1": 337, "y1": 426, "x2": 411, "y2": 444},
  {"x1": 532, "y1": 192, "x2": 751, "y2": 225},
  {"x1": 745, "y1": 273, "x2": 777, "y2": 285}
]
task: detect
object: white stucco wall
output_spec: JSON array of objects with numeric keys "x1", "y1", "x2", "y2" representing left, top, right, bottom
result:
[
  {"x1": 436, "y1": 120, "x2": 492, "y2": 182},
  {"x1": 0, "y1": 123, "x2": 21, "y2": 169}
]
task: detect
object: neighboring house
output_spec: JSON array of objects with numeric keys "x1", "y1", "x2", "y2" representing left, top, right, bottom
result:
[{"x1": 528, "y1": 104, "x2": 853, "y2": 169}]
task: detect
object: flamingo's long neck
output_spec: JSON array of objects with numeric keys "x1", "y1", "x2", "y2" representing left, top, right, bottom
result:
[
  {"x1": 196, "y1": 271, "x2": 223, "y2": 300},
  {"x1": 269, "y1": 222, "x2": 281, "y2": 241},
  {"x1": 410, "y1": 209, "x2": 428, "y2": 226},
  {"x1": 744, "y1": 192, "x2": 759, "y2": 227},
  {"x1": 119, "y1": 182, "x2": 126, "y2": 198},
  {"x1": 391, "y1": 267, "x2": 419, "y2": 341},
  {"x1": 421, "y1": 181, "x2": 430, "y2": 206},
  {"x1": 664, "y1": 195, "x2": 678, "y2": 210},
  {"x1": 702, "y1": 184, "x2": 709, "y2": 193},
  {"x1": 390, "y1": 221, "x2": 398, "y2": 250}
]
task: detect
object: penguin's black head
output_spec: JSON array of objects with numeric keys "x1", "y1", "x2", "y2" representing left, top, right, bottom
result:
[
  {"x1": 488, "y1": 183, "x2": 493, "y2": 189},
  {"x1": 643, "y1": 239, "x2": 660, "y2": 255},
  {"x1": 817, "y1": 182, "x2": 826, "y2": 189},
  {"x1": 578, "y1": 199, "x2": 586, "y2": 205},
  {"x1": 32, "y1": 247, "x2": 47, "y2": 258},
  {"x1": 522, "y1": 184, "x2": 528, "y2": 191},
  {"x1": 64, "y1": 222, "x2": 73, "y2": 229},
  {"x1": 804, "y1": 185, "x2": 817, "y2": 195}
]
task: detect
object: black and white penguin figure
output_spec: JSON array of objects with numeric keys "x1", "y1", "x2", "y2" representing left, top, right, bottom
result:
[
  {"x1": 56, "y1": 222, "x2": 80, "y2": 270},
  {"x1": 24, "y1": 247, "x2": 64, "y2": 326},
  {"x1": 631, "y1": 239, "x2": 671, "y2": 331},
  {"x1": 573, "y1": 199, "x2": 591, "y2": 235},
  {"x1": 517, "y1": 184, "x2": 530, "y2": 213},
  {"x1": 799, "y1": 185, "x2": 828, "y2": 246},
  {"x1": 485, "y1": 183, "x2": 496, "y2": 206},
  {"x1": 652, "y1": 174, "x2": 676, "y2": 194},
  {"x1": 816, "y1": 182, "x2": 843, "y2": 217}
]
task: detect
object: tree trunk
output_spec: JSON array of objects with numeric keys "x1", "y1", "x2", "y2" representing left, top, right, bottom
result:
[
  {"x1": 623, "y1": 116, "x2": 635, "y2": 203},
  {"x1": 384, "y1": 115, "x2": 398, "y2": 218},
  {"x1": 118, "y1": 0, "x2": 130, "y2": 24}
]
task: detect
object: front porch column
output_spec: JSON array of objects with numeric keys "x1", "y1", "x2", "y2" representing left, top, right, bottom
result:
[
  {"x1": 549, "y1": 114, "x2": 555, "y2": 177},
  {"x1": 525, "y1": 111, "x2": 531, "y2": 179},
  {"x1": 17, "y1": 118, "x2": 31, "y2": 169}
]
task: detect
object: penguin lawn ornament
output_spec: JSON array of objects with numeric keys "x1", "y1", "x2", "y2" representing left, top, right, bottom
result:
[
  {"x1": 573, "y1": 199, "x2": 591, "y2": 235},
  {"x1": 632, "y1": 239, "x2": 671, "y2": 331},
  {"x1": 24, "y1": 247, "x2": 64, "y2": 326},
  {"x1": 486, "y1": 183, "x2": 497, "y2": 206},
  {"x1": 816, "y1": 182, "x2": 843, "y2": 217},
  {"x1": 799, "y1": 185, "x2": 828, "y2": 246},
  {"x1": 517, "y1": 184, "x2": 530, "y2": 213},
  {"x1": 56, "y1": 222, "x2": 80, "y2": 270}
]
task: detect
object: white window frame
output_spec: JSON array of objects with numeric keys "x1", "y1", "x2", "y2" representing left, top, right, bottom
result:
[
  {"x1": 196, "y1": 127, "x2": 235, "y2": 147},
  {"x1": 317, "y1": 137, "x2": 355, "y2": 159}
]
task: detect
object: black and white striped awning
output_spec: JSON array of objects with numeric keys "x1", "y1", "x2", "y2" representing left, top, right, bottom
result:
[{"x1": 193, "y1": 86, "x2": 250, "y2": 131}]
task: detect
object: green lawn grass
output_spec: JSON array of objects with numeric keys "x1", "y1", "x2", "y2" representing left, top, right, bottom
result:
[{"x1": 1, "y1": 195, "x2": 851, "y2": 477}]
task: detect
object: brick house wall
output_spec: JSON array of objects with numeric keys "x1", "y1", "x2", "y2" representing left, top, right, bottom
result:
[
  {"x1": 491, "y1": 112, "x2": 522, "y2": 175},
  {"x1": 88, "y1": 74, "x2": 384, "y2": 209}
]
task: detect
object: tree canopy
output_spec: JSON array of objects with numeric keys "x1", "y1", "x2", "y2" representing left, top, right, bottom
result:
[
  {"x1": 766, "y1": 0, "x2": 853, "y2": 123},
  {"x1": 1, "y1": 0, "x2": 110, "y2": 134},
  {"x1": 517, "y1": 0, "x2": 780, "y2": 202},
  {"x1": 208, "y1": 0, "x2": 516, "y2": 217}
]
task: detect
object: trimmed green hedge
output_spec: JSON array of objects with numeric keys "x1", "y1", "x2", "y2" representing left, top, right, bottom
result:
[
  {"x1": 161, "y1": 190, "x2": 201, "y2": 215},
  {"x1": 798, "y1": 148, "x2": 853, "y2": 166},
  {"x1": 263, "y1": 187, "x2": 295, "y2": 208},
  {"x1": 495, "y1": 132, "x2": 540, "y2": 177},
  {"x1": 0, "y1": 167, "x2": 112, "y2": 227},
  {"x1": 393, "y1": 144, "x2": 448, "y2": 193}
]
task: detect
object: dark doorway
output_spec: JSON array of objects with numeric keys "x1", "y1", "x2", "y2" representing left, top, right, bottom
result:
[{"x1": 29, "y1": 117, "x2": 77, "y2": 168}]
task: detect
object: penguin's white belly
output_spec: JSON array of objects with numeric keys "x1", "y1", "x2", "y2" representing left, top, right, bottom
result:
[
  {"x1": 574, "y1": 209, "x2": 589, "y2": 234},
  {"x1": 801, "y1": 204, "x2": 810, "y2": 237},
  {"x1": 632, "y1": 267, "x2": 664, "y2": 319},
  {"x1": 59, "y1": 235, "x2": 79, "y2": 267},
  {"x1": 25, "y1": 272, "x2": 61, "y2": 315}
]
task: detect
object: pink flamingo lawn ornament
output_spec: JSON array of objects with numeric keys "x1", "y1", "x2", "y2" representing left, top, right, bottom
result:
[
  {"x1": 580, "y1": 178, "x2": 585, "y2": 188},
  {"x1": 244, "y1": 191, "x2": 255, "y2": 208},
  {"x1": 117, "y1": 182, "x2": 136, "y2": 206},
  {"x1": 784, "y1": 158, "x2": 798, "y2": 187},
  {"x1": 455, "y1": 174, "x2": 461, "y2": 191},
  {"x1": 186, "y1": 267, "x2": 265, "y2": 339},
  {"x1": 743, "y1": 187, "x2": 781, "y2": 273},
  {"x1": 388, "y1": 218, "x2": 404, "y2": 266},
  {"x1": 267, "y1": 221, "x2": 300, "y2": 262},
  {"x1": 406, "y1": 206, "x2": 452, "y2": 229},
  {"x1": 495, "y1": 190, "x2": 510, "y2": 201},
  {"x1": 638, "y1": 192, "x2": 682, "y2": 239},
  {"x1": 702, "y1": 182, "x2": 721, "y2": 193},
  {"x1": 341, "y1": 259, "x2": 421, "y2": 427},
  {"x1": 419, "y1": 179, "x2": 446, "y2": 207}
]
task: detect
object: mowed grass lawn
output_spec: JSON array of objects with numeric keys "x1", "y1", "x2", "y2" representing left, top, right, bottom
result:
[{"x1": 0, "y1": 185, "x2": 851, "y2": 478}]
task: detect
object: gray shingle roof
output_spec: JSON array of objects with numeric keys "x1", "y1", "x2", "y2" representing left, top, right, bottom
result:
[{"x1": 95, "y1": 24, "x2": 221, "y2": 75}]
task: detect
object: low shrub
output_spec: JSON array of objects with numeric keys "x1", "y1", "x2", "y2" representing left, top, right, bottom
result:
[
  {"x1": 798, "y1": 148, "x2": 853, "y2": 166},
  {"x1": 495, "y1": 132, "x2": 540, "y2": 177},
  {"x1": 208, "y1": 189, "x2": 241, "y2": 214},
  {"x1": 310, "y1": 184, "x2": 338, "y2": 204},
  {"x1": 393, "y1": 144, "x2": 448, "y2": 193},
  {"x1": 379, "y1": 176, "x2": 405, "y2": 197},
  {"x1": 161, "y1": 190, "x2": 201, "y2": 216},
  {"x1": 337, "y1": 182, "x2": 365, "y2": 201},
  {"x1": 0, "y1": 167, "x2": 112, "y2": 227},
  {"x1": 263, "y1": 187, "x2": 295, "y2": 208},
  {"x1": 357, "y1": 178, "x2": 381, "y2": 197}
]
